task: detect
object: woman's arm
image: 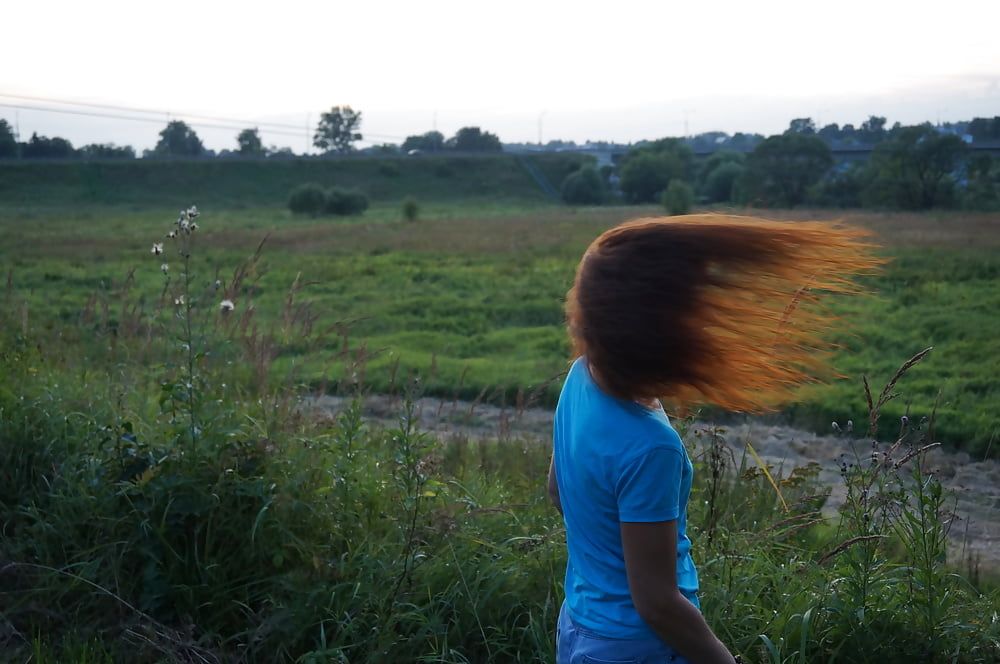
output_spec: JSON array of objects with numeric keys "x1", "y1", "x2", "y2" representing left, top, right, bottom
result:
[
  {"x1": 621, "y1": 520, "x2": 734, "y2": 664},
  {"x1": 547, "y1": 454, "x2": 562, "y2": 514}
]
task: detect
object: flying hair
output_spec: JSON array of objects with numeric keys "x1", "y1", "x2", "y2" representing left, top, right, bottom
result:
[{"x1": 565, "y1": 214, "x2": 885, "y2": 413}]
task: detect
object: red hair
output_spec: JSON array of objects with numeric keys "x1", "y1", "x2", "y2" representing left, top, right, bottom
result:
[{"x1": 565, "y1": 214, "x2": 883, "y2": 412}]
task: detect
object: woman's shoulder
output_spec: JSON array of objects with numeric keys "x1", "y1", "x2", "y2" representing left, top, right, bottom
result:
[{"x1": 636, "y1": 414, "x2": 685, "y2": 455}]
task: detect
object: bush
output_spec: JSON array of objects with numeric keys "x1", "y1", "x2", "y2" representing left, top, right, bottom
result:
[
  {"x1": 560, "y1": 165, "x2": 606, "y2": 205},
  {"x1": 402, "y1": 197, "x2": 420, "y2": 222},
  {"x1": 662, "y1": 180, "x2": 694, "y2": 215},
  {"x1": 287, "y1": 183, "x2": 326, "y2": 216},
  {"x1": 324, "y1": 187, "x2": 369, "y2": 216}
]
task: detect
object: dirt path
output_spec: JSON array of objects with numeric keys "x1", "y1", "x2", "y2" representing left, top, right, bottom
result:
[{"x1": 307, "y1": 394, "x2": 1000, "y2": 572}]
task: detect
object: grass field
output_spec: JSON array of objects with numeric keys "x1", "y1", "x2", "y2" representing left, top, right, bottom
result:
[
  {"x1": 3, "y1": 158, "x2": 1000, "y2": 661},
  {"x1": 3, "y1": 200, "x2": 999, "y2": 454}
]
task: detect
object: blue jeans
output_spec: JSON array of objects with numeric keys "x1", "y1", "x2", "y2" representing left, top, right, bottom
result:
[{"x1": 556, "y1": 601, "x2": 690, "y2": 664}]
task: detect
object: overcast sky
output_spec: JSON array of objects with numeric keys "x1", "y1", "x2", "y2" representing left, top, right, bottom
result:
[{"x1": 2, "y1": 0, "x2": 998, "y2": 152}]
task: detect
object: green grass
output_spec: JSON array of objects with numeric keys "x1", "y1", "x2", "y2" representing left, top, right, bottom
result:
[
  {"x1": 3, "y1": 202, "x2": 999, "y2": 454},
  {"x1": 3, "y1": 193, "x2": 999, "y2": 661}
]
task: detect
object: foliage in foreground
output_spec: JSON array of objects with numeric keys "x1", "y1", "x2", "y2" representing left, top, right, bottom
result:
[
  {"x1": 1, "y1": 210, "x2": 998, "y2": 662},
  {"x1": 2, "y1": 334, "x2": 998, "y2": 662}
]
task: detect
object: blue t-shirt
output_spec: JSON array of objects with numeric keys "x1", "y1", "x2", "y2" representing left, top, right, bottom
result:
[{"x1": 553, "y1": 357, "x2": 698, "y2": 639}]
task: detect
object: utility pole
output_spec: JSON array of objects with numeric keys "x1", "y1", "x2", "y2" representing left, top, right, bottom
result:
[
  {"x1": 538, "y1": 110, "x2": 547, "y2": 146},
  {"x1": 305, "y1": 112, "x2": 311, "y2": 154}
]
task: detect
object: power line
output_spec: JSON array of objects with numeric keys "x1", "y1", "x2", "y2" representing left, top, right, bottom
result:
[
  {"x1": 0, "y1": 92, "x2": 307, "y2": 132},
  {"x1": 0, "y1": 93, "x2": 410, "y2": 142},
  {"x1": 0, "y1": 102, "x2": 307, "y2": 138}
]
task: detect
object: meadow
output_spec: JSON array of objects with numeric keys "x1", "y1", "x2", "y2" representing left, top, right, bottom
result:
[
  {"x1": 2, "y1": 198, "x2": 999, "y2": 454},
  {"x1": 1, "y1": 158, "x2": 999, "y2": 662}
]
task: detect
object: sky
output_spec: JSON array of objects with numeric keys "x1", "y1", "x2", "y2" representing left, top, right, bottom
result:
[{"x1": 2, "y1": 0, "x2": 999, "y2": 152}]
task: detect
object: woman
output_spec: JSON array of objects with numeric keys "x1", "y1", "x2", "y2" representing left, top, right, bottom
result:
[{"x1": 549, "y1": 215, "x2": 880, "y2": 664}]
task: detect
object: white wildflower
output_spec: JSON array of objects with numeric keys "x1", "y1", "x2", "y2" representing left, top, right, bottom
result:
[
  {"x1": 190, "y1": 222, "x2": 198, "y2": 231},
  {"x1": 187, "y1": 205, "x2": 199, "y2": 218},
  {"x1": 831, "y1": 421, "x2": 841, "y2": 432},
  {"x1": 214, "y1": 279, "x2": 222, "y2": 290},
  {"x1": 151, "y1": 243, "x2": 164, "y2": 255},
  {"x1": 174, "y1": 295, "x2": 185, "y2": 306},
  {"x1": 219, "y1": 299, "x2": 235, "y2": 314},
  {"x1": 161, "y1": 263, "x2": 169, "y2": 274},
  {"x1": 166, "y1": 230, "x2": 177, "y2": 239}
]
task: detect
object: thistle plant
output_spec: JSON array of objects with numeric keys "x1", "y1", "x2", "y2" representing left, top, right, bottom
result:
[{"x1": 150, "y1": 205, "x2": 237, "y2": 454}]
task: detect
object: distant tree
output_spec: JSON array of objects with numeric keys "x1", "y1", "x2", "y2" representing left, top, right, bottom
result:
[
  {"x1": 545, "y1": 139, "x2": 578, "y2": 150},
  {"x1": 267, "y1": 146, "x2": 296, "y2": 159},
  {"x1": 153, "y1": 121, "x2": 205, "y2": 157},
  {"x1": 962, "y1": 155, "x2": 1000, "y2": 210},
  {"x1": 686, "y1": 131, "x2": 730, "y2": 152},
  {"x1": 619, "y1": 138, "x2": 693, "y2": 203},
  {"x1": 968, "y1": 116, "x2": 1000, "y2": 142},
  {"x1": 370, "y1": 143, "x2": 400, "y2": 155},
  {"x1": 447, "y1": 126, "x2": 502, "y2": 152},
  {"x1": 728, "y1": 132, "x2": 765, "y2": 151},
  {"x1": 21, "y1": 133, "x2": 75, "y2": 159},
  {"x1": 697, "y1": 150, "x2": 744, "y2": 188},
  {"x1": 704, "y1": 162, "x2": 744, "y2": 203},
  {"x1": 79, "y1": 143, "x2": 135, "y2": 159},
  {"x1": 561, "y1": 165, "x2": 606, "y2": 205},
  {"x1": 857, "y1": 115, "x2": 888, "y2": 144},
  {"x1": 840, "y1": 123, "x2": 857, "y2": 143},
  {"x1": 313, "y1": 106, "x2": 363, "y2": 154},
  {"x1": 739, "y1": 133, "x2": 833, "y2": 206},
  {"x1": 0, "y1": 119, "x2": 17, "y2": 158},
  {"x1": 809, "y1": 163, "x2": 869, "y2": 208},
  {"x1": 237, "y1": 127, "x2": 265, "y2": 157},
  {"x1": 402, "y1": 131, "x2": 445, "y2": 152},
  {"x1": 864, "y1": 124, "x2": 966, "y2": 209},
  {"x1": 787, "y1": 118, "x2": 816, "y2": 135},
  {"x1": 818, "y1": 123, "x2": 841, "y2": 142}
]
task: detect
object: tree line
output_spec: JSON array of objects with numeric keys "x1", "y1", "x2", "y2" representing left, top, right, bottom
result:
[
  {"x1": 560, "y1": 117, "x2": 1000, "y2": 211},
  {"x1": 0, "y1": 105, "x2": 503, "y2": 160}
]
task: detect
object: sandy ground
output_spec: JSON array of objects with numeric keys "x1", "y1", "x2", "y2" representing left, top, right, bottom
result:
[{"x1": 307, "y1": 394, "x2": 1000, "y2": 572}]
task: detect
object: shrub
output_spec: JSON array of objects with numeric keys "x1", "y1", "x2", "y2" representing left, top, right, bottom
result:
[
  {"x1": 560, "y1": 165, "x2": 606, "y2": 205},
  {"x1": 324, "y1": 187, "x2": 369, "y2": 216},
  {"x1": 662, "y1": 180, "x2": 694, "y2": 215},
  {"x1": 402, "y1": 197, "x2": 420, "y2": 222},
  {"x1": 287, "y1": 183, "x2": 326, "y2": 216}
]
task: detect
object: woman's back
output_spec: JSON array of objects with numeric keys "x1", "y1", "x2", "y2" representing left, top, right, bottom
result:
[{"x1": 554, "y1": 356, "x2": 698, "y2": 640}]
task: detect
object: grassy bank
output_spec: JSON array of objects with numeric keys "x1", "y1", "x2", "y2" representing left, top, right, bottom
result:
[{"x1": 0, "y1": 153, "x2": 590, "y2": 207}]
